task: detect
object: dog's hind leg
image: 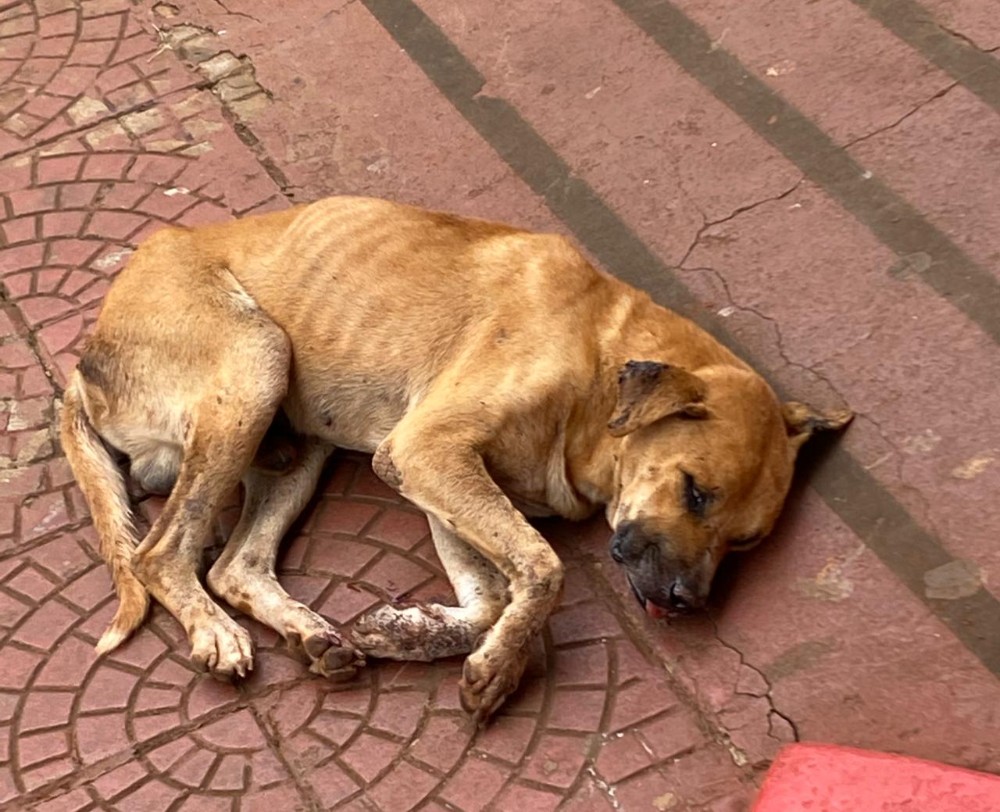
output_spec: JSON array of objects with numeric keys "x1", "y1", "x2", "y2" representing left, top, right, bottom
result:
[
  {"x1": 351, "y1": 515, "x2": 509, "y2": 661},
  {"x1": 132, "y1": 425, "x2": 269, "y2": 677},
  {"x1": 207, "y1": 437, "x2": 365, "y2": 681},
  {"x1": 129, "y1": 294, "x2": 291, "y2": 679},
  {"x1": 131, "y1": 394, "x2": 284, "y2": 678}
]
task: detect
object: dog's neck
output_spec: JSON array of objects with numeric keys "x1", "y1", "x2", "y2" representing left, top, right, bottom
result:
[{"x1": 606, "y1": 290, "x2": 746, "y2": 371}]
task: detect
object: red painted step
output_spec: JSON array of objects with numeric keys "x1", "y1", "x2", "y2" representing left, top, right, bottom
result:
[{"x1": 753, "y1": 743, "x2": 1000, "y2": 811}]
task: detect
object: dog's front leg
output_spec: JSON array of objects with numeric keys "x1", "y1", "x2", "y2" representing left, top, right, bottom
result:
[
  {"x1": 373, "y1": 428, "x2": 563, "y2": 724},
  {"x1": 207, "y1": 438, "x2": 365, "y2": 681}
]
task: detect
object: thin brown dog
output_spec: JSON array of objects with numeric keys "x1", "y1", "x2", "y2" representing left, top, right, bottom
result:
[{"x1": 60, "y1": 196, "x2": 850, "y2": 723}]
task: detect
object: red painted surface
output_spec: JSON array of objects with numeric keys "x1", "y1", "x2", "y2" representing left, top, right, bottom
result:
[{"x1": 753, "y1": 744, "x2": 1000, "y2": 811}]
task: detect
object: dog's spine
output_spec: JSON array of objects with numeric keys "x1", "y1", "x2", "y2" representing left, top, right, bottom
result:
[{"x1": 60, "y1": 374, "x2": 149, "y2": 653}]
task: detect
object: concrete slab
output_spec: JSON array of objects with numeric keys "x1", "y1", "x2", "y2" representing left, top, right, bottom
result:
[
  {"x1": 848, "y1": 84, "x2": 1000, "y2": 277},
  {"x1": 645, "y1": 0, "x2": 955, "y2": 145}
]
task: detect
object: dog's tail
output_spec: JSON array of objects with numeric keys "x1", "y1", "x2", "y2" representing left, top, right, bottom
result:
[{"x1": 60, "y1": 373, "x2": 149, "y2": 654}]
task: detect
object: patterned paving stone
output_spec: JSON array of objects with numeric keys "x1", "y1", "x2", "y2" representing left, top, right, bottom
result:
[
  {"x1": 0, "y1": 307, "x2": 85, "y2": 562},
  {"x1": 0, "y1": 0, "x2": 201, "y2": 158}
]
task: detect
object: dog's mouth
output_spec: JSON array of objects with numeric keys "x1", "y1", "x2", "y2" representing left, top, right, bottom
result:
[{"x1": 626, "y1": 574, "x2": 678, "y2": 620}]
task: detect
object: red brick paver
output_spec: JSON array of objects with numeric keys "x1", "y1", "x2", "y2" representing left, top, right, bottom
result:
[{"x1": 3, "y1": 0, "x2": 999, "y2": 809}]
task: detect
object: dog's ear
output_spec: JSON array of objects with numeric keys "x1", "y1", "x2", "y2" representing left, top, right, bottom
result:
[
  {"x1": 783, "y1": 401, "x2": 853, "y2": 453},
  {"x1": 608, "y1": 361, "x2": 708, "y2": 437}
]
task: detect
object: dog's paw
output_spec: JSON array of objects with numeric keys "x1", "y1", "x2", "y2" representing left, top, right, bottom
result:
[
  {"x1": 190, "y1": 616, "x2": 255, "y2": 680},
  {"x1": 352, "y1": 604, "x2": 477, "y2": 661},
  {"x1": 283, "y1": 611, "x2": 365, "y2": 682},
  {"x1": 295, "y1": 629, "x2": 365, "y2": 682},
  {"x1": 459, "y1": 644, "x2": 530, "y2": 725}
]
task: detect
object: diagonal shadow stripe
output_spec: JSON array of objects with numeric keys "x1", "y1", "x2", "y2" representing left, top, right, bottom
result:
[
  {"x1": 851, "y1": 0, "x2": 1000, "y2": 114},
  {"x1": 361, "y1": 0, "x2": 1000, "y2": 679}
]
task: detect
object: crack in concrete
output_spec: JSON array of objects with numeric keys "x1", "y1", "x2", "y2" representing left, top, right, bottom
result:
[
  {"x1": 852, "y1": 411, "x2": 942, "y2": 541},
  {"x1": 672, "y1": 170, "x2": 859, "y2": 409},
  {"x1": 706, "y1": 613, "x2": 800, "y2": 747},
  {"x1": 146, "y1": 17, "x2": 292, "y2": 196},
  {"x1": 156, "y1": 21, "x2": 274, "y2": 97},
  {"x1": 677, "y1": 176, "x2": 804, "y2": 270},
  {"x1": 208, "y1": 0, "x2": 261, "y2": 23},
  {"x1": 579, "y1": 556, "x2": 767, "y2": 779},
  {"x1": 249, "y1": 701, "x2": 326, "y2": 811},
  {"x1": 227, "y1": 117, "x2": 293, "y2": 195},
  {"x1": 585, "y1": 766, "x2": 622, "y2": 810},
  {"x1": 681, "y1": 261, "x2": 850, "y2": 409},
  {"x1": 0, "y1": 299, "x2": 65, "y2": 475},
  {"x1": 320, "y1": 0, "x2": 361, "y2": 20},
  {"x1": 842, "y1": 79, "x2": 960, "y2": 151},
  {"x1": 936, "y1": 22, "x2": 997, "y2": 54}
]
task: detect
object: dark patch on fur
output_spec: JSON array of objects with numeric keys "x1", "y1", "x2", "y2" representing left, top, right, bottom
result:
[
  {"x1": 354, "y1": 604, "x2": 477, "y2": 660},
  {"x1": 182, "y1": 497, "x2": 208, "y2": 520},
  {"x1": 618, "y1": 360, "x2": 668, "y2": 391},
  {"x1": 610, "y1": 362, "x2": 668, "y2": 431},
  {"x1": 77, "y1": 346, "x2": 115, "y2": 391}
]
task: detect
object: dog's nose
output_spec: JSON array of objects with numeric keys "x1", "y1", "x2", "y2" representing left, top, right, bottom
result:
[
  {"x1": 610, "y1": 522, "x2": 648, "y2": 564},
  {"x1": 610, "y1": 534, "x2": 626, "y2": 563},
  {"x1": 668, "y1": 580, "x2": 698, "y2": 611},
  {"x1": 610, "y1": 522, "x2": 638, "y2": 563}
]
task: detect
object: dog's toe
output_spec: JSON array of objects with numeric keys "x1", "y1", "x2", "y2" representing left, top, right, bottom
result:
[
  {"x1": 309, "y1": 642, "x2": 366, "y2": 682},
  {"x1": 293, "y1": 623, "x2": 365, "y2": 682},
  {"x1": 459, "y1": 646, "x2": 529, "y2": 724},
  {"x1": 190, "y1": 617, "x2": 254, "y2": 680},
  {"x1": 305, "y1": 633, "x2": 365, "y2": 681}
]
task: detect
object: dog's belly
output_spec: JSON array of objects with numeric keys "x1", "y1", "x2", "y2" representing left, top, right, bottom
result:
[{"x1": 283, "y1": 380, "x2": 407, "y2": 453}]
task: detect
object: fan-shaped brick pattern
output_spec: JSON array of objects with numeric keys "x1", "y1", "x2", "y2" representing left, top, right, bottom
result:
[
  {"x1": 0, "y1": 0, "x2": 201, "y2": 159},
  {"x1": 1, "y1": 455, "x2": 749, "y2": 810}
]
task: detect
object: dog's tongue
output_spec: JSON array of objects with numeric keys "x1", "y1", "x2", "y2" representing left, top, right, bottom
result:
[{"x1": 645, "y1": 599, "x2": 668, "y2": 619}]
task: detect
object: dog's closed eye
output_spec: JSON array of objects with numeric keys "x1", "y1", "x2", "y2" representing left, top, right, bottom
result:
[
  {"x1": 730, "y1": 534, "x2": 763, "y2": 552},
  {"x1": 682, "y1": 471, "x2": 712, "y2": 517}
]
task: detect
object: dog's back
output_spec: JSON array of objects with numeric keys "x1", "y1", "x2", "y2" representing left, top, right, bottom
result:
[{"x1": 202, "y1": 197, "x2": 620, "y2": 449}]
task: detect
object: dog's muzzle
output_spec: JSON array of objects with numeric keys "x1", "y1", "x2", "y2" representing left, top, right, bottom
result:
[{"x1": 610, "y1": 523, "x2": 705, "y2": 619}]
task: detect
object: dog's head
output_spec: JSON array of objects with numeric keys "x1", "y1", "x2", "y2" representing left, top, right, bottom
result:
[{"x1": 606, "y1": 360, "x2": 851, "y2": 618}]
